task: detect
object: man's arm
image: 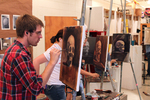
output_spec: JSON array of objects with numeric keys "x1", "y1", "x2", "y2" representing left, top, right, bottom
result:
[{"x1": 33, "y1": 54, "x2": 48, "y2": 75}]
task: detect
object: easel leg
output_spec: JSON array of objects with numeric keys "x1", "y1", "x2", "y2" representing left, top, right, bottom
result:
[
  {"x1": 100, "y1": 68, "x2": 116, "y2": 92},
  {"x1": 100, "y1": 71, "x2": 105, "y2": 90},
  {"x1": 107, "y1": 68, "x2": 116, "y2": 92},
  {"x1": 129, "y1": 58, "x2": 142, "y2": 100},
  {"x1": 119, "y1": 62, "x2": 123, "y2": 92}
]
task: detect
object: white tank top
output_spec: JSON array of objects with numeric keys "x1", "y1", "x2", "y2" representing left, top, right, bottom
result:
[{"x1": 44, "y1": 43, "x2": 64, "y2": 85}]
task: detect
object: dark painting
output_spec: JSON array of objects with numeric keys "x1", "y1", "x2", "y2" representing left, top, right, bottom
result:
[
  {"x1": 93, "y1": 36, "x2": 108, "y2": 71},
  {"x1": 82, "y1": 37, "x2": 96, "y2": 64},
  {"x1": 60, "y1": 26, "x2": 85, "y2": 91},
  {"x1": 111, "y1": 34, "x2": 131, "y2": 62}
]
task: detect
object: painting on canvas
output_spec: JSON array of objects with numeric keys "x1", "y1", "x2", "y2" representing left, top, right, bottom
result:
[
  {"x1": 60, "y1": 26, "x2": 85, "y2": 91},
  {"x1": 111, "y1": 34, "x2": 131, "y2": 62},
  {"x1": 82, "y1": 37, "x2": 96, "y2": 64},
  {"x1": 93, "y1": 36, "x2": 108, "y2": 71}
]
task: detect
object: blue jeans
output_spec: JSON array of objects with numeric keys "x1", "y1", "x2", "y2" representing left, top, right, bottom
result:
[
  {"x1": 72, "y1": 79, "x2": 85, "y2": 100},
  {"x1": 44, "y1": 85, "x2": 66, "y2": 100}
]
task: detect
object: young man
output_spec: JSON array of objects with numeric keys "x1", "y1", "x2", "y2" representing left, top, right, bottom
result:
[{"x1": 0, "y1": 14, "x2": 60, "y2": 100}]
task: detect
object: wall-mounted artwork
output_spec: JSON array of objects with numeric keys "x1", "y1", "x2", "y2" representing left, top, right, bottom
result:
[
  {"x1": 93, "y1": 36, "x2": 108, "y2": 71},
  {"x1": 1, "y1": 14, "x2": 10, "y2": 30},
  {"x1": 111, "y1": 34, "x2": 131, "y2": 62},
  {"x1": 13, "y1": 15, "x2": 20, "y2": 30},
  {"x1": 82, "y1": 37, "x2": 96, "y2": 64},
  {"x1": 144, "y1": 27, "x2": 150, "y2": 45},
  {"x1": 60, "y1": 26, "x2": 85, "y2": 91}
]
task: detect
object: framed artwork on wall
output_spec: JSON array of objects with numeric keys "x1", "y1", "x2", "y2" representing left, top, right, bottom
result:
[
  {"x1": 13, "y1": 15, "x2": 20, "y2": 30},
  {"x1": 1, "y1": 14, "x2": 10, "y2": 30}
]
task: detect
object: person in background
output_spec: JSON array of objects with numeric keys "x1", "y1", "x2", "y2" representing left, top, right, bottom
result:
[
  {"x1": 33, "y1": 29, "x2": 66, "y2": 100},
  {"x1": 66, "y1": 38, "x2": 99, "y2": 100},
  {"x1": 145, "y1": 45, "x2": 150, "y2": 76},
  {"x1": 0, "y1": 14, "x2": 60, "y2": 100},
  {"x1": 94, "y1": 52, "x2": 116, "y2": 80}
]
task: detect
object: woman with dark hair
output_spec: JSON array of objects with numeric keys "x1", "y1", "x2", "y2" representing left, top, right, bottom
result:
[{"x1": 33, "y1": 29, "x2": 66, "y2": 100}]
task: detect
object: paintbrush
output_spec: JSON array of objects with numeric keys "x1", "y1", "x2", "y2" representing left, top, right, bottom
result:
[
  {"x1": 60, "y1": 49, "x2": 67, "y2": 51},
  {"x1": 143, "y1": 91, "x2": 150, "y2": 96},
  {"x1": 49, "y1": 49, "x2": 67, "y2": 54}
]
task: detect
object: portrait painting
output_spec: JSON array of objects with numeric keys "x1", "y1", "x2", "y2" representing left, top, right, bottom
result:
[
  {"x1": 111, "y1": 34, "x2": 131, "y2": 62},
  {"x1": 13, "y1": 15, "x2": 20, "y2": 30},
  {"x1": 1, "y1": 14, "x2": 10, "y2": 30},
  {"x1": 93, "y1": 36, "x2": 108, "y2": 71},
  {"x1": 82, "y1": 37, "x2": 96, "y2": 64},
  {"x1": 144, "y1": 27, "x2": 150, "y2": 45},
  {"x1": 60, "y1": 26, "x2": 85, "y2": 91}
]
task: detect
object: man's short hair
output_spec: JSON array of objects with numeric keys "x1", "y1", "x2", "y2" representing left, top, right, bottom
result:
[{"x1": 16, "y1": 14, "x2": 44, "y2": 37}]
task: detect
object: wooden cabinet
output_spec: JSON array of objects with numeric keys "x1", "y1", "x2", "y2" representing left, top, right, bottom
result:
[
  {"x1": 140, "y1": 23, "x2": 150, "y2": 45},
  {"x1": 140, "y1": 23, "x2": 150, "y2": 54},
  {"x1": 0, "y1": 34, "x2": 33, "y2": 61}
]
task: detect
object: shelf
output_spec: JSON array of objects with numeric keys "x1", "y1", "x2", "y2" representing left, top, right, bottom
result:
[{"x1": 0, "y1": 50, "x2": 6, "y2": 54}]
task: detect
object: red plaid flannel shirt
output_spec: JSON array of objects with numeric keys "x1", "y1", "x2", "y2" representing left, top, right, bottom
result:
[{"x1": 0, "y1": 40, "x2": 44, "y2": 100}]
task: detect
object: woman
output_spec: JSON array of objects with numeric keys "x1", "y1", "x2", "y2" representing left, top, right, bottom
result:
[{"x1": 33, "y1": 29, "x2": 66, "y2": 100}]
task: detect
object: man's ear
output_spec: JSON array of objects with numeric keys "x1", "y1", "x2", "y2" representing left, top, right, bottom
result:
[{"x1": 59, "y1": 37, "x2": 62, "y2": 41}]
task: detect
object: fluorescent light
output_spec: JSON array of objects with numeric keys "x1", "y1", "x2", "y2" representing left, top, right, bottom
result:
[{"x1": 148, "y1": 0, "x2": 150, "y2": 4}]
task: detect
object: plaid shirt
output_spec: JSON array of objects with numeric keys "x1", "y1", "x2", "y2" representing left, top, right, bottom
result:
[{"x1": 0, "y1": 40, "x2": 44, "y2": 100}]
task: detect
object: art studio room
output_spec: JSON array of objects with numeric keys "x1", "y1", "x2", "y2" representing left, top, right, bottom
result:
[{"x1": 0, "y1": 0, "x2": 150, "y2": 100}]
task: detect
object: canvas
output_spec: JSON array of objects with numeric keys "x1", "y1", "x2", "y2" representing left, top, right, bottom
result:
[
  {"x1": 82, "y1": 37, "x2": 96, "y2": 64},
  {"x1": 144, "y1": 27, "x2": 150, "y2": 45},
  {"x1": 60, "y1": 26, "x2": 85, "y2": 91},
  {"x1": 111, "y1": 34, "x2": 131, "y2": 62},
  {"x1": 93, "y1": 36, "x2": 108, "y2": 71}
]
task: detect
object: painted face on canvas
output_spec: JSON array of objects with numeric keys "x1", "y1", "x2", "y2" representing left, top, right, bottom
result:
[
  {"x1": 66, "y1": 35, "x2": 75, "y2": 67},
  {"x1": 115, "y1": 40, "x2": 125, "y2": 52},
  {"x1": 95, "y1": 40, "x2": 101, "y2": 62}
]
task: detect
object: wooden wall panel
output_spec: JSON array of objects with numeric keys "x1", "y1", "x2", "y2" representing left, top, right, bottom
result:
[
  {"x1": 0, "y1": 0, "x2": 32, "y2": 59},
  {"x1": 0, "y1": 0, "x2": 32, "y2": 38},
  {"x1": 44, "y1": 16, "x2": 77, "y2": 51}
]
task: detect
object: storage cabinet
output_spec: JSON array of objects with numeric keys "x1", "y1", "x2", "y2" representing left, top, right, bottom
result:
[
  {"x1": 140, "y1": 23, "x2": 150, "y2": 54},
  {"x1": 140, "y1": 23, "x2": 150, "y2": 45},
  {"x1": 0, "y1": 34, "x2": 33, "y2": 61}
]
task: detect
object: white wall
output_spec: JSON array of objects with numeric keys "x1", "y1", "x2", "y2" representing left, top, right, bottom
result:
[
  {"x1": 32, "y1": 0, "x2": 129, "y2": 74},
  {"x1": 32, "y1": 0, "x2": 82, "y2": 74},
  {"x1": 92, "y1": 0, "x2": 121, "y2": 10}
]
